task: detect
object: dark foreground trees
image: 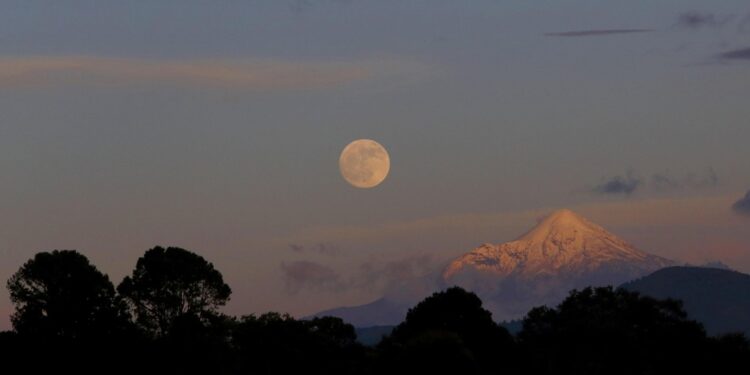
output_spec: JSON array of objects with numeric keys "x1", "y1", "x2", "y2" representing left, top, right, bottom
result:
[
  {"x1": 2, "y1": 249, "x2": 749, "y2": 375},
  {"x1": 232, "y1": 313, "x2": 364, "y2": 374},
  {"x1": 7, "y1": 250, "x2": 129, "y2": 340},
  {"x1": 4, "y1": 250, "x2": 137, "y2": 374},
  {"x1": 519, "y1": 286, "x2": 750, "y2": 374},
  {"x1": 117, "y1": 246, "x2": 232, "y2": 337},
  {"x1": 379, "y1": 287, "x2": 517, "y2": 374}
]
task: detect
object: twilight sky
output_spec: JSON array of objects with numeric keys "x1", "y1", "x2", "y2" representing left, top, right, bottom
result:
[{"x1": 1, "y1": 0, "x2": 750, "y2": 329}]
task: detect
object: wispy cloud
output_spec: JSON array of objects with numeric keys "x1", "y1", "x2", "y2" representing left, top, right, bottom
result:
[
  {"x1": 280, "y1": 254, "x2": 436, "y2": 296},
  {"x1": 591, "y1": 168, "x2": 719, "y2": 196},
  {"x1": 280, "y1": 260, "x2": 342, "y2": 294},
  {"x1": 593, "y1": 170, "x2": 642, "y2": 196},
  {"x1": 651, "y1": 168, "x2": 718, "y2": 192},
  {"x1": 676, "y1": 11, "x2": 732, "y2": 29},
  {"x1": 545, "y1": 29, "x2": 652, "y2": 37},
  {"x1": 732, "y1": 190, "x2": 750, "y2": 216},
  {"x1": 357, "y1": 254, "x2": 435, "y2": 292},
  {"x1": 717, "y1": 47, "x2": 750, "y2": 61},
  {"x1": 0, "y1": 56, "x2": 407, "y2": 89}
]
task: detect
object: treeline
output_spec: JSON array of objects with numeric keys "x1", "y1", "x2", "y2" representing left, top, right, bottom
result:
[{"x1": 1, "y1": 247, "x2": 749, "y2": 375}]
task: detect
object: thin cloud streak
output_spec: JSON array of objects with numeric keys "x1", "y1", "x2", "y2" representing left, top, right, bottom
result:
[
  {"x1": 718, "y1": 47, "x2": 750, "y2": 61},
  {"x1": 0, "y1": 56, "x2": 390, "y2": 89},
  {"x1": 545, "y1": 29, "x2": 652, "y2": 37}
]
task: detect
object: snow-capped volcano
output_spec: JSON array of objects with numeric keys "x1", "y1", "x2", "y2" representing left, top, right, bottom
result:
[
  {"x1": 443, "y1": 209, "x2": 674, "y2": 319},
  {"x1": 444, "y1": 209, "x2": 672, "y2": 279},
  {"x1": 313, "y1": 209, "x2": 675, "y2": 326}
]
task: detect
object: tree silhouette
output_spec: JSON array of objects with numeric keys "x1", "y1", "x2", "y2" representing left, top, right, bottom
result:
[
  {"x1": 6, "y1": 250, "x2": 128, "y2": 340},
  {"x1": 117, "y1": 246, "x2": 231, "y2": 336},
  {"x1": 379, "y1": 287, "x2": 517, "y2": 374},
  {"x1": 232, "y1": 313, "x2": 364, "y2": 375},
  {"x1": 519, "y1": 286, "x2": 711, "y2": 375}
]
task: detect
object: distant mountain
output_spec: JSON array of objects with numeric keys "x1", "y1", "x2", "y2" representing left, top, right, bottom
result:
[
  {"x1": 309, "y1": 298, "x2": 407, "y2": 327},
  {"x1": 621, "y1": 266, "x2": 750, "y2": 336},
  {"x1": 313, "y1": 209, "x2": 675, "y2": 326},
  {"x1": 443, "y1": 209, "x2": 674, "y2": 320}
]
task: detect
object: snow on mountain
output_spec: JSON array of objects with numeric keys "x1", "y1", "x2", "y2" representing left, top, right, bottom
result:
[{"x1": 443, "y1": 209, "x2": 674, "y2": 320}]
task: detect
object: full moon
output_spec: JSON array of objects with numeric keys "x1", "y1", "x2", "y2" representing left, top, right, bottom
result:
[{"x1": 339, "y1": 139, "x2": 391, "y2": 188}]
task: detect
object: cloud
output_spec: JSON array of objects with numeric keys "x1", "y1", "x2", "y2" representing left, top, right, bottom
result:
[
  {"x1": 651, "y1": 168, "x2": 718, "y2": 192},
  {"x1": 280, "y1": 261, "x2": 341, "y2": 294},
  {"x1": 287, "y1": 242, "x2": 342, "y2": 256},
  {"x1": 731, "y1": 190, "x2": 750, "y2": 216},
  {"x1": 545, "y1": 29, "x2": 652, "y2": 37},
  {"x1": 718, "y1": 47, "x2": 750, "y2": 61},
  {"x1": 357, "y1": 254, "x2": 435, "y2": 292},
  {"x1": 0, "y1": 56, "x2": 393, "y2": 89},
  {"x1": 593, "y1": 171, "x2": 641, "y2": 195},
  {"x1": 280, "y1": 254, "x2": 437, "y2": 296},
  {"x1": 676, "y1": 11, "x2": 732, "y2": 29}
]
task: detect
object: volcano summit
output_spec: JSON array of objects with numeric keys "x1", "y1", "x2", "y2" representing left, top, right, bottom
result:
[{"x1": 443, "y1": 209, "x2": 675, "y2": 319}]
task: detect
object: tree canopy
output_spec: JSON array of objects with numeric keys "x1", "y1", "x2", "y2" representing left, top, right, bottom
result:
[
  {"x1": 519, "y1": 286, "x2": 711, "y2": 374},
  {"x1": 117, "y1": 246, "x2": 231, "y2": 336},
  {"x1": 380, "y1": 286, "x2": 516, "y2": 374},
  {"x1": 6, "y1": 250, "x2": 127, "y2": 340}
]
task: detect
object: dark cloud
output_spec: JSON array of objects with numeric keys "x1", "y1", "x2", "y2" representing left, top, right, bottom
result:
[
  {"x1": 676, "y1": 11, "x2": 732, "y2": 29},
  {"x1": 287, "y1": 242, "x2": 342, "y2": 256},
  {"x1": 732, "y1": 190, "x2": 750, "y2": 216},
  {"x1": 651, "y1": 168, "x2": 718, "y2": 192},
  {"x1": 280, "y1": 261, "x2": 341, "y2": 294},
  {"x1": 718, "y1": 47, "x2": 750, "y2": 61},
  {"x1": 545, "y1": 29, "x2": 652, "y2": 37},
  {"x1": 593, "y1": 171, "x2": 641, "y2": 195}
]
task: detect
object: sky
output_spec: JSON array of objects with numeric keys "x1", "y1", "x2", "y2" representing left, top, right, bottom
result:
[{"x1": 1, "y1": 0, "x2": 750, "y2": 329}]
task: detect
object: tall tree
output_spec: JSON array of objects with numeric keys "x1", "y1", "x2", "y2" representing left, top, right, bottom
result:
[
  {"x1": 117, "y1": 246, "x2": 231, "y2": 336},
  {"x1": 6, "y1": 250, "x2": 127, "y2": 340},
  {"x1": 379, "y1": 287, "x2": 517, "y2": 374}
]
